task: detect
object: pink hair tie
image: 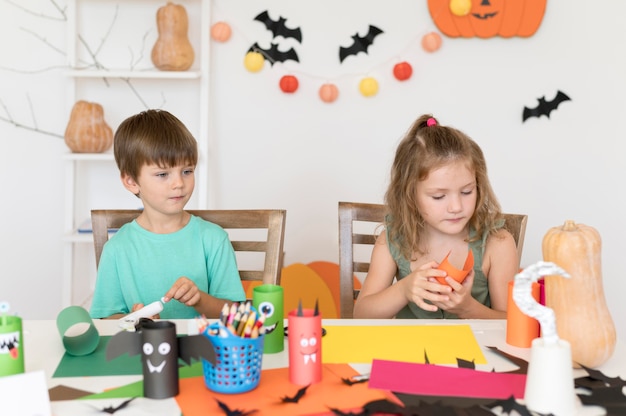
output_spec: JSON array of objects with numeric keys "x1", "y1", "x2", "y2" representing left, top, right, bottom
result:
[{"x1": 427, "y1": 117, "x2": 437, "y2": 127}]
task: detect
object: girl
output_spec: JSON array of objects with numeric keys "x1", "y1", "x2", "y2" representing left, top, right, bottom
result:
[{"x1": 353, "y1": 114, "x2": 519, "y2": 319}]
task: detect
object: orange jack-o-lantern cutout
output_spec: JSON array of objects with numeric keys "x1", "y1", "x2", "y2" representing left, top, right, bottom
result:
[
  {"x1": 279, "y1": 75, "x2": 299, "y2": 93},
  {"x1": 319, "y1": 83, "x2": 339, "y2": 103},
  {"x1": 393, "y1": 62, "x2": 413, "y2": 81},
  {"x1": 427, "y1": 0, "x2": 547, "y2": 39},
  {"x1": 211, "y1": 21, "x2": 231, "y2": 42}
]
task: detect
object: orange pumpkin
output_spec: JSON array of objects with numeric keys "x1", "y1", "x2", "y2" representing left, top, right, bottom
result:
[
  {"x1": 151, "y1": 2, "x2": 195, "y2": 71},
  {"x1": 542, "y1": 220, "x2": 616, "y2": 368},
  {"x1": 64, "y1": 101, "x2": 113, "y2": 153},
  {"x1": 427, "y1": 0, "x2": 547, "y2": 39}
]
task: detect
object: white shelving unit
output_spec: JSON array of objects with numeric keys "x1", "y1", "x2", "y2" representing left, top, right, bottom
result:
[{"x1": 62, "y1": 0, "x2": 211, "y2": 307}]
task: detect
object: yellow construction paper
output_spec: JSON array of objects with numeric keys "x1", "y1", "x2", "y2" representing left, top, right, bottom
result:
[{"x1": 322, "y1": 325, "x2": 486, "y2": 365}]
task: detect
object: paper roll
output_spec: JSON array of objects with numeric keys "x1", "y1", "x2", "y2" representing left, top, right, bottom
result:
[
  {"x1": 506, "y1": 281, "x2": 540, "y2": 348},
  {"x1": 288, "y1": 308, "x2": 322, "y2": 385},
  {"x1": 252, "y1": 284, "x2": 284, "y2": 353},
  {"x1": 56, "y1": 306, "x2": 100, "y2": 356},
  {"x1": 0, "y1": 315, "x2": 24, "y2": 376},
  {"x1": 435, "y1": 250, "x2": 474, "y2": 286}
]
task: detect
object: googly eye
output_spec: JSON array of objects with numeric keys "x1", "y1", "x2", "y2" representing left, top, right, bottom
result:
[
  {"x1": 300, "y1": 338, "x2": 309, "y2": 347},
  {"x1": 158, "y1": 342, "x2": 171, "y2": 355},
  {"x1": 308, "y1": 337, "x2": 317, "y2": 347},
  {"x1": 0, "y1": 302, "x2": 9, "y2": 314},
  {"x1": 143, "y1": 343, "x2": 154, "y2": 355},
  {"x1": 258, "y1": 301, "x2": 275, "y2": 318}
]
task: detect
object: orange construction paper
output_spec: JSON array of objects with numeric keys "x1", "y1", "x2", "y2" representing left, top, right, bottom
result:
[
  {"x1": 506, "y1": 280, "x2": 540, "y2": 348},
  {"x1": 435, "y1": 250, "x2": 474, "y2": 286},
  {"x1": 322, "y1": 325, "x2": 486, "y2": 365},
  {"x1": 175, "y1": 364, "x2": 393, "y2": 416}
]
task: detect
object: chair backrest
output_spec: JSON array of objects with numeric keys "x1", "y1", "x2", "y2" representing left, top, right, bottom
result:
[
  {"x1": 338, "y1": 201, "x2": 528, "y2": 318},
  {"x1": 91, "y1": 209, "x2": 287, "y2": 285}
]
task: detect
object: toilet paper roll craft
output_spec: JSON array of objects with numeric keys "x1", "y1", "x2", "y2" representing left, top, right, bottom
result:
[
  {"x1": 252, "y1": 284, "x2": 284, "y2": 353},
  {"x1": 288, "y1": 299, "x2": 323, "y2": 385},
  {"x1": 435, "y1": 250, "x2": 474, "y2": 286},
  {"x1": 56, "y1": 305, "x2": 100, "y2": 356},
  {"x1": 512, "y1": 261, "x2": 577, "y2": 416},
  {"x1": 106, "y1": 320, "x2": 216, "y2": 399},
  {"x1": 118, "y1": 298, "x2": 165, "y2": 331},
  {"x1": 0, "y1": 302, "x2": 24, "y2": 377}
]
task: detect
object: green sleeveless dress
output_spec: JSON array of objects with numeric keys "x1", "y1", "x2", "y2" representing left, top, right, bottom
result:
[{"x1": 388, "y1": 221, "x2": 502, "y2": 319}]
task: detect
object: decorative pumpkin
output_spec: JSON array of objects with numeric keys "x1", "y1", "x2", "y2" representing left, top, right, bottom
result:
[
  {"x1": 319, "y1": 83, "x2": 339, "y2": 103},
  {"x1": 542, "y1": 220, "x2": 616, "y2": 368},
  {"x1": 279, "y1": 75, "x2": 299, "y2": 93},
  {"x1": 64, "y1": 101, "x2": 113, "y2": 153},
  {"x1": 422, "y1": 32, "x2": 442, "y2": 52},
  {"x1": 427, "y1": 0, "x2": 547, "y2": 39},
  {"x1": 151, "y1": 2, "x2": 195, "y2": 71},
  {"x1": 393, "y1": 62, "x2": 413, "y2": 81},
  {"x1": 244, "y1": 51, "x2": 264, "y2": 72},
  {"x1": 210, "y1": 21, "x2": 231, "y2": 42},
  {"x1": 359, "y1": 77, "x2": 378, "y2": 97}
]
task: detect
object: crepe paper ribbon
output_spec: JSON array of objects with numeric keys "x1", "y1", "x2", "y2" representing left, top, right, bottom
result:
[
  {"x1": 56, "y1": 306, "x2": 100, "y2": 356},
  {"x1": 512, "y1": 261, "x2": 569, "y2": 346},
  {"x1": 435, "y1": 250, "x2": 474, "y2": 285},
  {"x1": 506, "y1": 280, "x2": 540, "y2": 348}
]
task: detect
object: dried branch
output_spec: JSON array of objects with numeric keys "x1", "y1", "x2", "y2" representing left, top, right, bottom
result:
[
  {"x1": 0, "y1": 98, "x2": 64, "y2": 139},
  {"x1": 3, "y1": 0, "x2": 66, "y2": 21}
]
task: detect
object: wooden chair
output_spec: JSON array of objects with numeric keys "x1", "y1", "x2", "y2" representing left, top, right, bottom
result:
[
  {"x1": 338, "y1": 201, "x2": 528, "y2": 318},
  {"x1": 91, "y1": 209, "x2": 287, "y2": 285}
]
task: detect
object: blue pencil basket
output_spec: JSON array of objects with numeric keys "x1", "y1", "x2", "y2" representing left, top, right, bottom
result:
[{"x1": 202, "y1": 322, "x2": 264, "y2": 394}]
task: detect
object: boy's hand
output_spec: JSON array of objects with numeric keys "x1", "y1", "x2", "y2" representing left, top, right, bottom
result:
[{"x1": 164, "y1": 277, "x2": 201, "y2": 307}]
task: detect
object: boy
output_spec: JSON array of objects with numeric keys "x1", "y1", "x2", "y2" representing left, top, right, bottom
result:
[{"x1": 90, "y1": 110, "x2": 246, "y2": 319}]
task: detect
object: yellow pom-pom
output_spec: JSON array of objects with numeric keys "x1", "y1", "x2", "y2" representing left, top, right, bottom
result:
[
  {"x1": 359, "y1": 77, "x2": 379, "y2": 97},
  {"x1": 244, "y1": 51, "x2": 265, "y2": 72}
]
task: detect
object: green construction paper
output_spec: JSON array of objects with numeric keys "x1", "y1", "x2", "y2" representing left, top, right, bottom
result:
[
  {"x1": 53, "y1": 336, "x2": 205, "y2": 378},
  {"x1": 56, "y1": 306, "x2": 100, "y2": 356}
]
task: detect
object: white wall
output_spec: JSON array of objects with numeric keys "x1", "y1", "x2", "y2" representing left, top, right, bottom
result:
[{"x1": 2, "y1": 0, "x2": 625, "y2": 340}]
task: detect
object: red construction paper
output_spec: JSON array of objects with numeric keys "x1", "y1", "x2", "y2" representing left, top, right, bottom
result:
[
  {"x1": 175, "y1": 364, "x2": 394, "y2": 416},
  {"x1": 369, "y1": 359, "x2": 527, "y2": 399}
]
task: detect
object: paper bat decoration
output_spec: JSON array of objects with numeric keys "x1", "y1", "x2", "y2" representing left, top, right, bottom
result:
[
  {"x1": 248, "y1": 42, "x2": 299, "y2": 65},
  {"x1": 216, "y1": 398, "x2": 258, "y2": 416},
  {"x1": 486, "y1": 346, "x2": 529, "y2": 374},
  {"x1": 106, "y1": 320, "x2": 216, "y2": 399},
  {"x1": 341, "y1": 374, "x2": 369, "y2": 386},
  {"x1": 488, "y1": 395, "x2": 533, "y2": 416},
  {"x1": 254, "y1": 10, "x2": 302, "y2": 43},
  {"x1": 281, "y1": 384, "x2": 310, "y2": 403},
  {"x1": 100, "y1": 397, "x2": 136, "y2": 414},
  {"x1": 339, "y1": 25, "x2": 384, "y2": 63},
  {"x1": 457, "y1": 357, "x2": 476, "y2": 369},
  {"x1": 522, "y1": 90, "x2": 571, "y2": 122}
]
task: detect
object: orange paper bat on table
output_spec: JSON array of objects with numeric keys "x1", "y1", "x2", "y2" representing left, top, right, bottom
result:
[{"x1": 435, "y1": 250, "x2": 474, "y2": 286}]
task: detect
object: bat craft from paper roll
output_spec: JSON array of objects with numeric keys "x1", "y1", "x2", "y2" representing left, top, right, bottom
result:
[
  {"x1": 106, "y1": 320, "x2": 216, "y2": 399},
  {"x1": 522, "y1": 90, "x2": 571, "y2": 122},
  {"x1": 339, "y1": 25, "x2": 384, "y2": 63},
  {"x1": 435, "y1": 250, "x2": 474, "y2": 286}
]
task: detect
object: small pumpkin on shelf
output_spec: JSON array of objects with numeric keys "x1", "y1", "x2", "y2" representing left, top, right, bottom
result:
[
  {"x1": 64, "y1": 100, "x2": 113, "y2": 154},
  {"x1": 542, "y1": 220, "x2": 616, "y2": 368},
  {"x1": 151, "y1": 2, "x2": 195, "y2": 71}
]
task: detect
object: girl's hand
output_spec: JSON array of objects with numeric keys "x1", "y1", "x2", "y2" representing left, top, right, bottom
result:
[
  {"x1": 429, "y1": 270, "x2": 476, "y2": 315},
  {"x1": 164, "y1": 277, "x2": 201, "y2": 307},
  {"x1": 404, "y1": 261, "x2": 452, "y2": 312}
]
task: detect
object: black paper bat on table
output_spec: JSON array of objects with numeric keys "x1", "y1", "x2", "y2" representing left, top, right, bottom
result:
[
  {"x1": 106, "y1": 320, "x2": 216, "y2": 400},
  {"x1": 215, "y1": 398, "x2": 257, "y2": 416},
  {"x1": 254, "y1": 10, "x2": 302, "y2": 43},
  {"x1": 248, "y1": 42, "x2": 299, "y2": 66},
  {"x1": 339, "y1": 25, "x2": 384, "y2": 63},
  {"x1": 281, "y1": 384, "x2": 310, "y2": 403},
  {"x1": 522, "y1": 90, "x2": 571, "y2": 122},
  {"x1": 99, "y1": 397, "x2": 137, "y2": 414}
]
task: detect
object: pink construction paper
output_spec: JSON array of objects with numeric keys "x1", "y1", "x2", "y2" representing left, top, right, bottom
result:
[{"x1": 369, "y1": 359, "x2": 527, "y2": 399}]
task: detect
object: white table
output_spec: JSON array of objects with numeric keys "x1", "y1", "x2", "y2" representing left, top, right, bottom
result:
[{"x1": 21, "y1": 319, "x2": 626, "y2": 415}]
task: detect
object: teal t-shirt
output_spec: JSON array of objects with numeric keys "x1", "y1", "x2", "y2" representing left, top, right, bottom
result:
[
  {"x1": 90, "y1": 215, "x2": 246, "y2": 319},
  {"x1": 390, "y1": 222, "x2": 502, "y2": 319}
]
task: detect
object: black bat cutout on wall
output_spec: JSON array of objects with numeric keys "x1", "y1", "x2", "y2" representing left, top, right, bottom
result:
[
  {"x1": 248, "y1": 42, "x2": 299, "y2": 65},
  {"x1": 522, "y1": 90, "x2": 571, "y2": 122},
  {"x1": 254, "y1": 10, "x2": 302, "y2": 43},
  {"x1": 339, "y1": 25, "x2": 384, "y2": 63}
]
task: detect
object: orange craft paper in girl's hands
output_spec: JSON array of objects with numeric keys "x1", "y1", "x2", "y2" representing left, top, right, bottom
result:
[{"x1": 435, "y1": 250, "x2": 474, "y2": 286}]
